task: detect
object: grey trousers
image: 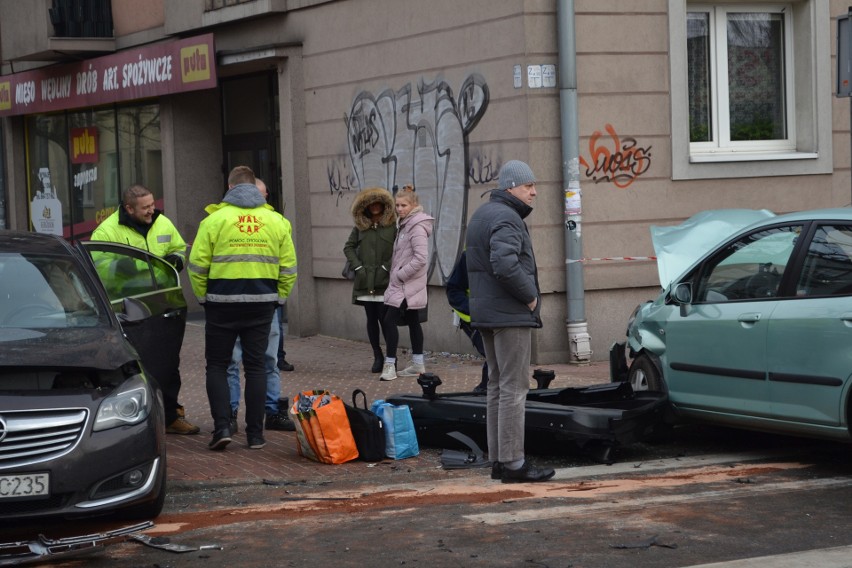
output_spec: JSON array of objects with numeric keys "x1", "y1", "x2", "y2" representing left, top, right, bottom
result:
[{"x1": 481, "y1": 326, "x2": 532, "y2": 464}]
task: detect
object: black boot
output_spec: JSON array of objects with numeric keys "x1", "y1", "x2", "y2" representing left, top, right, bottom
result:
[
  {"x1": 266, "y1": 398, "x2": 296, "y2": 431},
  {"x1": 371, "y1": 349, "x2": 384, "y2": 373}
]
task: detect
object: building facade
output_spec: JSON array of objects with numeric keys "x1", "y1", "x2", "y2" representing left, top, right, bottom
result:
[{"x1": 0, "y1": 0, "x2": 846, "y2": 363}]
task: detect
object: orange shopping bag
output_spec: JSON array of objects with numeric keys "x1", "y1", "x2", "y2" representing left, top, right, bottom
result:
[
  {"x1": 311, "y1": 392, "x2": 359, "y2": 464},
  {"x1": 290, "y1": 391, "x2": 326, "y2": 462}
]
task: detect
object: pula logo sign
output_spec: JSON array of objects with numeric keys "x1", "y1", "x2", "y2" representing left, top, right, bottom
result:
[
  {"x1": 0, "y1": 82, "x2": 10, "y2": 111},
  {"x1": 71, "y1": 127, "x2": 98, "y2": 164},
  {"x1": 180, "y1": 43, "x2": 211, "y2": 84}
]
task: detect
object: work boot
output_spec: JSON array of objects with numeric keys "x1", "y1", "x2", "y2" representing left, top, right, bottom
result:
[
  {"x1": 277, "y1": 359, "x2": 295, "y2": 372},
  {"x1": 380, "y1": 362, "x2": 397, "y2": 381},
  {"x1": 398, "y1": 361, "x2": 426, "y2": 377},
  {"x1": 166, "y1": 416, "x2": 201, "y2": 435},
  {"x1": 266, "y1": 412, "x2": 296, "y2": 431},
  {"x1": 229, "y1": 408, "x2": 238, "y2": 434}
]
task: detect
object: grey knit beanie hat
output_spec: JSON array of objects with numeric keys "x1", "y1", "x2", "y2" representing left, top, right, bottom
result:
[{"x1": 498, "y1": 160, "x2": 536, "y2": 191}]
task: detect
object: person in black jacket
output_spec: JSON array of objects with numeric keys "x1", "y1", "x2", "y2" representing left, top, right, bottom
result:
[
  {"x1": 465, "y1": 160, "x2": 554, "y2": 484},
  {"x1": 446, "y1": 250, "x2": 488, "y2": 393}
]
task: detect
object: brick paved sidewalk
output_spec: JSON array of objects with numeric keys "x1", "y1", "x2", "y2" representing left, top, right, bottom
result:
[{"x1": 166, "y1": 315, "x2": 610, "y2": 486}]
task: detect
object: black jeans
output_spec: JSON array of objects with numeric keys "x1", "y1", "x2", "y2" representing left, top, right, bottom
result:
[
  {"x1": 204, "y1": 302, "x2": 275, "y2": 438},
  {"x1": 161, "y1": 361, "x2": 183, "y2": 425},
  {"x1": 383, "y1": 301, "x2": 424, "y2": 358},
  {"x1": 363, "y1": 301, "x2": 389, "y2": 356}
]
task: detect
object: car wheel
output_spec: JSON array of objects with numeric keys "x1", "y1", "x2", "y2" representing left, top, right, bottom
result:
[{"x1": 627, "y1": 354, "x2": 663, "y2": 392}]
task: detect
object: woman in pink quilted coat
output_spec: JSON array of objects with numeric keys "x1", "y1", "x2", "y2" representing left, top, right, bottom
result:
[{"x1": 380, "y1": 186, "x2": 434, "y2": 381}]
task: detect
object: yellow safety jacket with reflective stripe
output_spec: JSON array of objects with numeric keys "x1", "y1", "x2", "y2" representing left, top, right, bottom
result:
[
  {"x1": 189, "y1": 190, "x2": 296, "y2": 303},
  {"x1": 91, "y1": 209, "x2": 187, "y2": 260}
]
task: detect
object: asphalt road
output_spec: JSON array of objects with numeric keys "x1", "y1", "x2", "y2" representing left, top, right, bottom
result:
[{"x1": 5, "y1": 422, "x2": 852, "y2": 567}]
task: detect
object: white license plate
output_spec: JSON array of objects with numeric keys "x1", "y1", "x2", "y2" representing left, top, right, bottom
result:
[{"x1": 0, "y1": 473, "x2": 49, "y2": 499}]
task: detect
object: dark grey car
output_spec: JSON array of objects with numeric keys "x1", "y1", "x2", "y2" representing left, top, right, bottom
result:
[{"x1": 0, "y1": 231, "x2": 185, "y2": 520}]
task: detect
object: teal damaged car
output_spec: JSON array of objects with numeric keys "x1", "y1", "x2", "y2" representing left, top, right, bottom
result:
[{"x1": 611, "y1": 208, "x2": 852, "y2": 442}]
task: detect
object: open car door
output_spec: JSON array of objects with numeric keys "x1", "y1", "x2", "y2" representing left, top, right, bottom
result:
[{"x1": 79, "y1": 241, "x2": 187, "y2": 392}]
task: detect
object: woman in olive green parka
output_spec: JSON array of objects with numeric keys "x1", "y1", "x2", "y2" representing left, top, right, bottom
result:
[{"x1": 344, "y1": 187, "x2": 397, "y2": 372}]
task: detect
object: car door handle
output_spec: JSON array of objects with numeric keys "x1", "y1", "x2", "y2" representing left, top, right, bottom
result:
[
  {"x1": 841, "y1": 312, "x2": 852, "y2": 327},
  {"x1": 163, "y1": 309, "x2": 183, "y2": 319},
  {"x1": 737, "y1": 313, "x2": 762, "y2": 325}
]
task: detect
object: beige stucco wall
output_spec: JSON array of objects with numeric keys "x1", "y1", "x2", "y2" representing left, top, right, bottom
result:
[
  {"x1": 111, "y1": 0, "x2": 164, "y2": 36},
  {"x1": 285, "y1": 0, "x2": 574, "y2": 360}
]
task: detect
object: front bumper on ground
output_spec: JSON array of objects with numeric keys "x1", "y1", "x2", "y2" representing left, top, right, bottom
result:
[{"x1": 387, "y1": 374, "x2": 666, "y2": 464}]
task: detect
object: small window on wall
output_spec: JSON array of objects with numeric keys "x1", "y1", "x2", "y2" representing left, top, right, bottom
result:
[
  {"x1": 25, "y1": 104, "x2": 162, "y2": 241},
  {"x1": 688, "y1": 6, "x2": 792, "y2": 153},
  {"x1": 669, "y1": 1, "x2": 832, "y2": 180}
]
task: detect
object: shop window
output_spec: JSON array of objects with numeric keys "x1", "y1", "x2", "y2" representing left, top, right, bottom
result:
[
  {"x1": 26, "y1": 104, "x2": 161, "y2": 240},
  {"x1": 669, "y1": 0, "x2": 832, "y2": 180},
  {"x1": 118, "y1": 105, "x2": 162, "y2": 198}
]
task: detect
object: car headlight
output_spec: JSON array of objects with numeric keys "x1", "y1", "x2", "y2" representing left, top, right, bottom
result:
[{"x1": 93, "y1": 375, "x2": 152, "y2": 431}]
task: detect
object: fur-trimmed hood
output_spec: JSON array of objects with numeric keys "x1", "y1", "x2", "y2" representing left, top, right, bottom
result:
[{"x1": 351, "y1": 187, "x2": 396, "y2": 231}]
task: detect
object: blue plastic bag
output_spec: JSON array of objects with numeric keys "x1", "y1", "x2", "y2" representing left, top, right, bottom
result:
[{"x1": 370, "y1": 399, "x2": 419, "y2": 459}]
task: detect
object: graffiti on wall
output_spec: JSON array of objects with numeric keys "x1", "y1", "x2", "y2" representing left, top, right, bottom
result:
[
  {"x1": 327, "y1": 158, "x2": 357, "y2": 204},
  {"x1": 339, "y1": 73, "x2": 489, "y2": 282},
  {"x1": 468, "y1": 151, "x2": 501, "y2": 186},
  {"x1": 579, "y1": 123, "x2": 652, "y2": 189}
]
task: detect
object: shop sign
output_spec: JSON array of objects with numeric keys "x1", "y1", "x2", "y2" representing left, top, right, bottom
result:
[
  {"x1": 0, "y1": 33, "x2": 217, "y2": 117},
  {"x1": 70, "y1": 127, "x2": 98, "y2": 164}
]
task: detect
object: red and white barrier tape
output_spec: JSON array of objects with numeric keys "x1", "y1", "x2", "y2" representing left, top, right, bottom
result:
[{"x1": 566, "y1": 256, "x2": 657, "y2": 264}]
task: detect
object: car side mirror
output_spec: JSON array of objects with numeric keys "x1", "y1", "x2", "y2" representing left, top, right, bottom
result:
[
  {"x1": 672, "y1": 283, "x2": 692, "y2": 317},
  {"x1": 117, "y1": 297, "x2": 152, "y2": 324}
]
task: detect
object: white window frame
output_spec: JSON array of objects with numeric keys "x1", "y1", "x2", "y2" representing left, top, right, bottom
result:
[
  {"x1": 689, "y1": 4, "x2": 795, "y2": 155},
  {"x1": 669, "y1": 0, "x2": 832, "y2": 180}
]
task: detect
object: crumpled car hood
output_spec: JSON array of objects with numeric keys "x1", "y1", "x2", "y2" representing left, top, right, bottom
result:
[
  {"x1": 651, "y1": 209, "x2": 776, "y2": 288},
  {"x1": 0, "y1": 327, "x2": 136, "y2": 369}
]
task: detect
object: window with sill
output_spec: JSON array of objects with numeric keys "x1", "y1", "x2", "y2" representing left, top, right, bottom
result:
[
  {"x1": 688, "y1": 6, "x2": 791, "y2": 153},
  {"x1": 669, "y1": 0, "x2": 832, "y2": 180}
]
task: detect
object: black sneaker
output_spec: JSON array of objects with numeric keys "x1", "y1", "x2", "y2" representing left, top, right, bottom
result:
[
  {"x1": 229, "y1": 409, "x2": 238, "y2": 434},
  {"x1": 501, "y1": 461, "x2": 555, "y2": 483},
  {"x1": 473, "y1": 385, "x2": 487, "y2": 394},
  {"x1": 247, "y1": 436, "x2": 266, "y2": 449},
  {"x1": 491, "y1": 462, "x2": 504, "y2": 480},
  {"x1": 266, "y1": 412, "x2": 296, "y2": 432},
  {"x1": 277, "y1": 359, "x2": 295, "y2": 372},
  {"x1": 208, "y1": 429, "x2": 232, "y2": 451}
]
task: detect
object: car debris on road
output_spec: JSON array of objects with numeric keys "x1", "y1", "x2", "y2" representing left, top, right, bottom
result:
[{"x1": 0, "y1": 521, "x2": 153, "y2": 566}]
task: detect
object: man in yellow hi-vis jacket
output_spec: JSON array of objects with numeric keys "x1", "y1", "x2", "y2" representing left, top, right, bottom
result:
[
  {"x1": 92, "y1": 184, "x2": 200, "y2": 436},
  {"x1": 188, "y1": 166, "x2": 297, "y2": 451}
]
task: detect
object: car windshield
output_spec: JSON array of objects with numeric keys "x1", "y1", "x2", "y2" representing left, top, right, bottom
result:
[{"x1": 0, "y1": 253, "x2": 104, "y2": 328}]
